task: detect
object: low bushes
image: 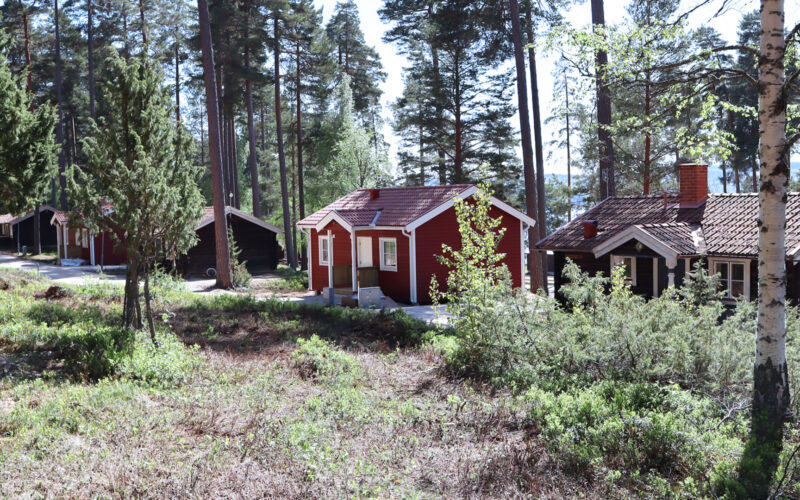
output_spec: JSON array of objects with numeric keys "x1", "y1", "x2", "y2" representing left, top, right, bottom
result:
[{"x1": 292, "y1": 334, "x2": 362, "y2": 386}]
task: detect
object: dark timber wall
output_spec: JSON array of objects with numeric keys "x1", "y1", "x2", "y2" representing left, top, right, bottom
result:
[
  {"x1": 13, "y1": 209, "x2": 57, "y2": 252},
  {"x1": 181, "y1": 215, "x2": 280, "y2": 276}
]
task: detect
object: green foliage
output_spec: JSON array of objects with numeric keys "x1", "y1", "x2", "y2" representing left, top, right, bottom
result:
[
  {"x1": 432, "y1": 181, "x2": 512, "y2": 365},
  {"x1": 291, "y1": 334, "x2": 362, "y2": 386},
  {"x1": 227, "y1": 226, "x2": 252, "y2": 288},
  {"x1": 522, "y1": 381, "x2": 744, "y2": 494},
  {"x1": 116, "y1": 330, "x2": 200, "y2": 388},
  {"x1": 68, "y1": 49, "x2": 204, "y2": 333},
  {"x1": 0, "y1": 30, "x2": 57, "y2": 215}
]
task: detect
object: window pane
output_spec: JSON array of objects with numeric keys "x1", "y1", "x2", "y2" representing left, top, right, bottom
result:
[
  {"x1": 731, "y1": 280, "x2": 744, "y2": 297},
  {"x1": 622, "y1": 257, "x2": 632, "y2": 279},
  {"x1": 715, "y1": 262, "x2": 728, "y2": 280},
  {"x1": 384, "y1": 241, "x2": 397, "y2": 267},
  {"x1": 732, "y1": 263, "x2": 744, "y2": 281}
]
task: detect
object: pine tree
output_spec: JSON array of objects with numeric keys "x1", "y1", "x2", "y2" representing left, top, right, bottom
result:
[
  {"x1": 68, "y1": 50, "x2": 204, "y2": 339},
  {"x1": 0, "y1": 30, "x2": 58, "y2": 215},
  {"x1": 326, "y1": 0, "x2": 385, "y2": 123}
]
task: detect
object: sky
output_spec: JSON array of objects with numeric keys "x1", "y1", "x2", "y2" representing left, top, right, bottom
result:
[{"x1": 314, "y1": 0, "x2": 799, "y2": 179}]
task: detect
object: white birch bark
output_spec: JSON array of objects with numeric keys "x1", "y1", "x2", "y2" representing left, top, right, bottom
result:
[{"x1": 755, "y1": 0, "x2": 790, "y2": 425}]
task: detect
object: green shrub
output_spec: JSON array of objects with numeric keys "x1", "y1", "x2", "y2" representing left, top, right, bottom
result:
[
  {"x1": 116, "y1": 330, "x2": 200, "y2": 387},
  {"x1": 291, "y1": 335, "x2": 362, "y2": 386},
  {"x1": 522, "y1": 381, "x2": 745, "y2": 493},
  {"x1": 228, "y1": 226, "x2": 252, "y2": 288}
]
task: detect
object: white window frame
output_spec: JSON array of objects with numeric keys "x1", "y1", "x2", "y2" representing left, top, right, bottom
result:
[
  {"x1": 379, "y1": 237, "x2": 398, "y2": 272},
  {"x1": 318, "y1": 236, "x2": 329, "y2": 266},
  {"x1": 709, "y1": 258, "x2": 750, "y2": 300},
  {"x1": 81, "y1": 228, "x2": 89, "y2": 249},
  {"x1": 610, "y1": 254, "x2": 637, "y2": 286}
]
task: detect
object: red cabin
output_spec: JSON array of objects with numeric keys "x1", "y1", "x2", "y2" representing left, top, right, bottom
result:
[
  {"x1": 297, "y1": 185, "x2": 536, "y2": 304},
  {"x1": 50, "y1": 209, "x2": 127, "y2": 266}
]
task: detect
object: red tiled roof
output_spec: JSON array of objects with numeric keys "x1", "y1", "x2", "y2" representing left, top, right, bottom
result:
[
  {"x1": 537, "y1": 193, "x2": 800, "y2": 258},
  {"x1": 537, "y1": 195, "x2": 703, "y2": 251},
  {"x1": 298, "y1": 185, "x2": 475, "y2": 228},
  {"x1": 52, "y1": 210, "x2": 68, "y2": 225},
  {"x1": 197, "y1": 206, "x2": 282, "y2": 234}
]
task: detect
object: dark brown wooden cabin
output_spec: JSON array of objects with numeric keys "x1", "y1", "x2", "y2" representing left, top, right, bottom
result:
[
  {"x1": 10, "y1": 206, "x2": 58, "y2": 253},
  {"x1": 180, "y1": 206, "x2": 282, "y2": 276},
  {"x1": 538, "y1": 164, "x2": 800, "y2": 304}
]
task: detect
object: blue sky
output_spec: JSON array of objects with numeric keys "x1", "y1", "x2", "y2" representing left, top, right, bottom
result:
[{"x1": 314, "y1": 0, "x2": 792, "y2": 179}]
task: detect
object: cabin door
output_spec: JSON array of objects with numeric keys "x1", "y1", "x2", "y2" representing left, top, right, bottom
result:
[{"x1": 357, "y1": 237, "x2": 373, "y2": 267}]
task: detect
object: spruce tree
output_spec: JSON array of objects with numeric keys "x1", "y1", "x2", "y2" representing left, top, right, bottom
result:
[
  {"x1": 0, "y1": 30, "x2": 57, "y2": 215},
  {"x1": 68, "y1": 50, "x2": 203, "y2": 340}
]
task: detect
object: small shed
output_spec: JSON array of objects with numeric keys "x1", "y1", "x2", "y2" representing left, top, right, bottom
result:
[
  {"x1": 50, "y1": 210, "x2": 127, "y2": 266},
  {"x1": 12, "y1": 206, "x2": 58, "y2": 254},
  {"x1": 181, "y1": 206, "x2": 283, "y2": 276},
  {"x1": 297, "y1": 185, "x2": 535, "y2": 305}
]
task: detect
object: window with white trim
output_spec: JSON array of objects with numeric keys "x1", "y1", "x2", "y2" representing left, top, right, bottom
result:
[
  {"x1": 610, "y1": 255, "x2": 637, "y2": 286},
  {"x1": 318, "y1": 236, "x2": 329, "y2": 265},
  {"x1": 712, "y1": 260, "x2": 749, "y2": 299},
  {"x1": 81, "y1": 229, "x2": 89, "y2": 249},
  {"x1": 379, "y1": 237, "x2": 397, "y2": 271}
]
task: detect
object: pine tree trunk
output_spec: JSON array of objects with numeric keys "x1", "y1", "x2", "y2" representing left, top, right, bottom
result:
[
  {"x1": 244, "y1": 3, "x2": 261, "y2": 218},
  {"x1": 296, "y1": 43, "x2": 307, "y2": 269},
  {"x1": 231, "y1": 117, "x2": 240, "y2": 208},
  {"x1": 54, "y1": 0, "x2": 66, "y2": 211},
  {"x1": 524, "y1": 5, "x2": 548, "y2": 295},
  {"x1": 509, "y1": 0, "x2": 542, "y2": 292},
  {"x1": 591, "y1": 0, "x2": 615, "y2": 199},
  {"x1": 138, "y1": 0, "x2": 147, "y2": 46},
  {"x1": 197, "y1": 0, "x2": 233, "y2": 289},
  {"x1": 175, "y1": 37, "x2": 180, "y2": 122},
  {"x1": 87, "y1": 0, "x2": 96, "y2": 119},
  {"x1": 564, "y1": 70, "x2": 572, "y2": 221},
  {"x1": 644, "y1": 70, "x2": 651, "y2": 195},
  {"x1": 123, "y1": 254, "x2": 142, "y2": 329},
  {"x1": 739, "y1": 2, "x2": 791, "y2": 497},
  {"x1": 143, "y1": 261, "x2": 157, "y2": 344},
  {"x1": 274, "y1": 12, "x2": 297, "y2": 269}
]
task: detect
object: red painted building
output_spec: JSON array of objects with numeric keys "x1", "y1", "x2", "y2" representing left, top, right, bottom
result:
[
  {"x1": 297, "y1": 185, "x2": 535, "y2": 304},
  {"x1": 50, "y1": 209, "x2": 127, "y2": 266}
]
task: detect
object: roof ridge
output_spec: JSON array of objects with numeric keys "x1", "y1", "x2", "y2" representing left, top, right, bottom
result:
[{"x1": 355, "y1": 184, "x2": 474, "y2": 191}]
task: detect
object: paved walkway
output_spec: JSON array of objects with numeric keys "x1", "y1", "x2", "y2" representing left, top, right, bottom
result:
[{"x1": 0, "y1": 254, "x2": 450, "y2": 324}]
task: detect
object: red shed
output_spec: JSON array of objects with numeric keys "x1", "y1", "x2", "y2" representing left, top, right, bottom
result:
[
  {"x1": 297, "y1": 185, "x2": 535, "y2": 304},
  {"x1": 50, "y1": 208, "x2": 127, "y2": 266}
]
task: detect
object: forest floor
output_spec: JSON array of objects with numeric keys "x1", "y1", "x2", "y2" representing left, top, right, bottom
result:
[{"x1": 0, "y1": 268, "x2": 604, "y2": 499}]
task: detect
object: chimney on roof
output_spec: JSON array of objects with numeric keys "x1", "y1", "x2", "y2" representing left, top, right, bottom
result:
[
  {"x1": 369, "y1": 188, "x2": 380, "y2": 200},
  {"x1": 583, "y1": 220, "x2": 598, "y2": 239},
  {"x1": 679, "y1": 163, "x2": 708, "y2": 207}
]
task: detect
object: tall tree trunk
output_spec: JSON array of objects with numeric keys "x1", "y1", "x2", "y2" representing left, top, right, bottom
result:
[
  {"x1": 524, "y1": 5, "x2": 548, "y2": 295},
  {"x1": 87, "y1": 0, "x2": 96, "y2": 119},
  {"x1": 54, "y1": 0, "x2": 66, "y2": 211},
  {"x1": 197, "y1": 0, "x2": 233, "y2": 289},
  {"x1": 138, "y1": 0, "x2": 147, "y2": 46},
  {"x1": 274, "y1": 12, "x2": 297, "y2": 269},
  {"x1": 722, "y1": 160, "x2": 728, "y2": 193},
  {"x1": 122, "y1": 2, "x2": 129, "y2": 60},
  {"x1": 752, "y1": 154, "x2": 759, "y2": 192},
  {"x1": 23, "y1": 8, "x2": 41, "y2": 255},
  {"x1": 23, "y1": 9, "x2": 32, "y2": 105},
  {"x1": 230, "y1": 116, "x2": 240, "y2": 208},
  {"x1": 564, "y1": 70, "x2": 572, "y2": 220},
  {"x1": 739, "y1": 2, "x2": 791, "y2": 497},
  {"x1": 123, "y1": 253, "x2": 142, "y2": 330},
  {"x1": 244, "y1": 3, "x2": 261, "y2": 218},
  {"x1": 643, "y1": 70, "x2": 651, "y2": 195},
  {"x1": 175, "y1": 36, "x2": 180, "y2": 122},
  {"x1": 143, "y1": 261, "x2": 157, "y2": 344},
  {"x1": 295, "y1": 42, "x2": 307, "y2": 269},
  {"x1": 509, "y1": 0, "x2": 542, "y2": 292},
  {"x1": 429, "y1": 36, "x2": 446, "y2": 185},
  {"x1": 591, "y1": 0, "x2": 615, "y2": 199}
]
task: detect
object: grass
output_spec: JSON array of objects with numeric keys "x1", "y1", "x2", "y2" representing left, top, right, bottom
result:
[
  {"x1": 251, "y1": 264, "x2": 309, "y2": 293},
  {"x1": 1, "y1": 266, "x2": 593, "y2": 498},
  {"x1": 0, "y1": 265, "x2": 773, "y2": 498}
]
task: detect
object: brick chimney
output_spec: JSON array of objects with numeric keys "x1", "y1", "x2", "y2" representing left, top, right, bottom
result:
[
  {"x1": 369, "y1": 188, "x2": 380, "y2": 200},
  {"x1": 679, "y1": 163, "x2": 708, "y2": 207},
  {"x1": 583, "y1": 220, "x2": 598, "y2": 239}
]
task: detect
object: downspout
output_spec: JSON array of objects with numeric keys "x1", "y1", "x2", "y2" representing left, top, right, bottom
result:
[
  {"x1": 402, "y1": 227, "x2": 417, "y2": 304},
  {"x1": 299, "y1": 227, "x2": 312, "y2": 290},
  {"x1": 350, "y1": 227, "x2": 357, "y2": 293},
  {"x1": 521, "y1": 221, "x2": 529, "y2": 290},
  {"x1": 327, "y1": 230, "x2": 334, "y2": 290}
]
